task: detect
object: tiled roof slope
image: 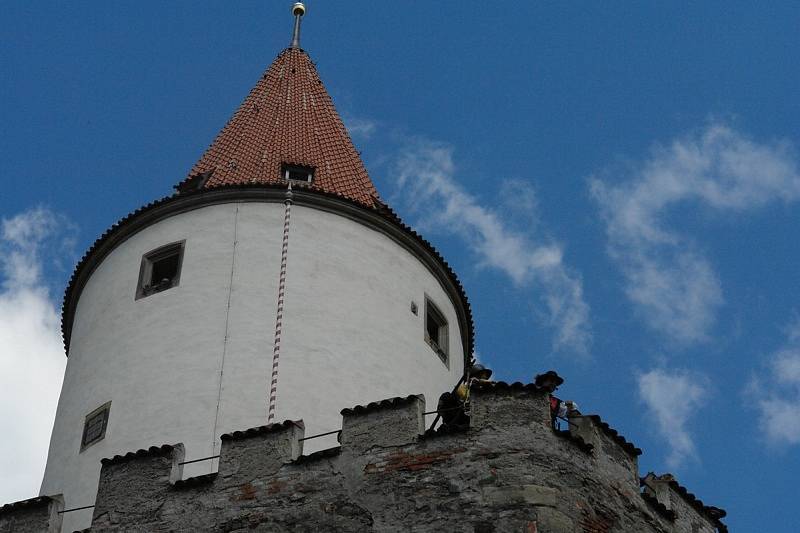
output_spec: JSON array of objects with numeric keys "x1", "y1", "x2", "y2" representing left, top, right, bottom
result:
[{"x1": 180, "y1": 47, "x2": 379, "y2": 208}]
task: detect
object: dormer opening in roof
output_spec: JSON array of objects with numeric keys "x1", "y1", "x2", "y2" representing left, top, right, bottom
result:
[
  {"x1": 178, "y1": 0, "x2": 380, "y2": 207},
  {"x1": 46, "y1": 4, "x2": 473, "y2": 530},
  {"x1": 282, "y1": 163, "x2": 314, "y2": 183}
]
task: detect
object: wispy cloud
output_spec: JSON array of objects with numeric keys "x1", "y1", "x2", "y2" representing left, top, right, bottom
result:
[
  {"x1": 0, "y1": 207, "x2": 72, "y2": 504},
  {"x1": 343, "y1": 116, "x2": 377, "y2": 141},
  {"x1": 638, "y1": 367, "x2": 710, "y2": 468},
  {"x1": 392, "y1": 138, "x2": 591, "y2": 354},
  {"x1": 750, "y1": 318, "x2": 800, "y2": 446},
  {"x1": 592, "y1": 123, "x2": 800, "y2": 343}
]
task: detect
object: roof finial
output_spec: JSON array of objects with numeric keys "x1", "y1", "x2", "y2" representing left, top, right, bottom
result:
[{"x1": 290, "y1": 2, "x2": 306, "y2": 48}]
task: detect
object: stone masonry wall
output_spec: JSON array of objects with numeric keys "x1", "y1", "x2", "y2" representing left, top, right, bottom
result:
[
  {"x1": 0, "y1": 383, "x2": 727, "y2": 533},
  {"x1": 0, "y1": 496, "x2": 62, "y2": 533}
]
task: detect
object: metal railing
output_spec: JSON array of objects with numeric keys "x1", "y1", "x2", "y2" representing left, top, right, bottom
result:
[
  {"x1": 58, "y1": 504, "x2": 94, "y2": 514},
  {"x1": 178, "y1": 454, "x2": 220, "y2": 466},
  {"x1": 298, "y1": 429, "x2": 341, "y2": 442}
]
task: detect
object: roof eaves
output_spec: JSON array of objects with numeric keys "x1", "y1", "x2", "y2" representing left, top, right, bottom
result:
[{"x1": 61, "y1": 184, "x2": 474, "y2": 362}]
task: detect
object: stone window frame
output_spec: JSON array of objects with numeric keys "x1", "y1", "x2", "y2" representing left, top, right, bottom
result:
[
  {"x1": 135, "y1": 240, "x2": 186, "y2": 300},
  {"x1": 424, "y1": 295, "x2": 449, "y2": 367},
  {"x1": 80, "y1": 401, "x2": 111, "y2": 452}
]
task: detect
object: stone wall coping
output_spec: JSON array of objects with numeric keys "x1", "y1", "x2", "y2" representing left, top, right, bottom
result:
[
  {"x1": 641, "y1": 473, "x2": 728, "y2": 532},
  {"x1": 100, "y1": 444, "x2": 177, "y2": 466},
  {"x1": 340, "y1": 394, "x2": 422, "y2": 416},
  {"x1": 554, "y1": 429, "x2": 594, "y2": 453},
  {"x1": 220, "y1": 419, "x2": 304, "y2": 441},
  {"x1": 470, "y1": 381, "x2": 541, "y2": 393},
  {"x1": 571, "y1": 414, "x2": 643, "y2": 456},
  {"x1": 640, "y1": 490, "x2": 677, "y2": 521},
  {"x1": 0, "y1": 495, "x2": 54, "y2": 515},
  {"x1": 2, "y1": 387, "x2": 728, "y2": 533}
]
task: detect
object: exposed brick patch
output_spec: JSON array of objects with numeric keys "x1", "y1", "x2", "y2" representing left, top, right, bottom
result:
[
  {"x1": 579, "y1": 510, "x2": 615, "y2": 533},
  {"x1": 364, "y1": 447, "x2": 468, "y2": 474},
  {"x1": 267, "y1": 479, "x2": 288, "y2": 495},
  {"x1": 232, "y1": 482, "x2": 257, "y2": 501},
  {"x1": 15, "y1": 388, "x2": 726, "y2": 532}
]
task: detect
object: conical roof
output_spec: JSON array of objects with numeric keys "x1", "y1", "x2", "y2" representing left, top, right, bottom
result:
[{"x1": 179, "y1": 47, "x2": 380, "y2": 207}]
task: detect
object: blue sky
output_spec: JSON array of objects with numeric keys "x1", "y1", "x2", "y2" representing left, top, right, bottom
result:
[{"x1": 2, "y1": 2, "x2": 799, "y2": 530}]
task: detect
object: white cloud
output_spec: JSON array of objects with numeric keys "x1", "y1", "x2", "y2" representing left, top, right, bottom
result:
[
  {"x1": 751, "y1": 318, "x2": 800, "y2": 446},
  {"x1": 592, "y1": 123, "x2": 800, "y2": 343},
  {"x1": 0, "y1": 207, "x2": 70, "y2": 504},
  {"x1": 343, "y1": 116, "x2": 377, "y2": 141},
  {"x1": 392, "y1": 139, "x2": 591, "y2": 354},
  {"x1": 638, "y1": 367, "x2": 710, "y2": 468}
]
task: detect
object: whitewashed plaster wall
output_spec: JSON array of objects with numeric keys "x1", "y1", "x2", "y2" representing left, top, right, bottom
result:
[
  {"x1": 275, "y1": 205, "x2": 464, "y2": 447},
  {"x1": 40, "y1": 200, "x2": 465, "y2": 532}
]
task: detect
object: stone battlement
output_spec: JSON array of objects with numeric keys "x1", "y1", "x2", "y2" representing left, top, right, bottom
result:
[{"x1": 0, "y1": 383, "x2": 727, "y2": 532}]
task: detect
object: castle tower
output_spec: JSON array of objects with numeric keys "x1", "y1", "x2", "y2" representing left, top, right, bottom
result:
[{"x1": 40, "y1": 6, "x2": 471, "y2": 531}]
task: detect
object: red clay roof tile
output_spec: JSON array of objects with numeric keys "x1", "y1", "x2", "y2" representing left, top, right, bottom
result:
[{"x1": 180, "y1": 48, "x2": 379, "y2": 208}]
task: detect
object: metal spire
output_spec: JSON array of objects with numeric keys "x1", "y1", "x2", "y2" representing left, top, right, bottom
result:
[{"x1": 290, "y1": 2, "x2": 306, "y2": 48}]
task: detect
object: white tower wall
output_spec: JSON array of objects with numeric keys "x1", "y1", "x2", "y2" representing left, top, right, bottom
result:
[{"x1": 41, "y1": 198, "x2": 466, "y2": 532}]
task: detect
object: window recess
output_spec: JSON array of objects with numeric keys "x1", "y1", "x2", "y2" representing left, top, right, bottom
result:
[
  {"x1": 136, "y1": 241, "x2": 185, "y2": 299},
  {"x1": 281, "y1": 163, "x2": 315, "y2": 183},
  {"x1": 424, "y1": 297, "x2": 449, "y2": 366},
  {"x1": 81, "y1": 401, "x2": 111, "y2": 451}
]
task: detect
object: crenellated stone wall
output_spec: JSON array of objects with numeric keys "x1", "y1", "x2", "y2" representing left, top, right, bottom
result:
[
  {"x1": 0, "y1": 496, "x2": 63, "y2": 533},
  {"x1": 1, "y1": 383, "x2": 727, "y2": 532}
]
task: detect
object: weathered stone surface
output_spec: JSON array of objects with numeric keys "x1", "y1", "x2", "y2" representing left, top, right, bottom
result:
[
  {"x1": 535, "y1": 507, "x2": 575, "y2": 532},
  {"x1": 340, "y1": 395, "x2": 425, "y2": 452},
  {"x1": 568, "y1": 414, "x2": 640, "y2": 494},
  {"x1": 0, "y1": 496, "x2": 62, "y2": 533},
  {"x1": 2, "y1": 387, "x2": 726, "y2": 532},
  {"x1": 482, "y1": 485, "x2": 557, "y2": 507}
]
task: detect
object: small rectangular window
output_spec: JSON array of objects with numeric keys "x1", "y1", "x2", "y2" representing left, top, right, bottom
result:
[
  {"x1": 81, "y1": 401, "x2": 111, "y2": 451},
  {"x1": 424, "y1": 297, "x2": 449, "y2": 365},
  {"x1": 281, "y1": 163, "x2": 314, "y2": 183},
  {"x1": 136, "y1": 241, "x2": 185, "y2": 299}
]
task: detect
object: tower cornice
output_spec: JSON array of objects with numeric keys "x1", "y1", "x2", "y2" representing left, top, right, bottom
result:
[{"x1": 60, "y1": 185, "x2": 475, "y2": 367}]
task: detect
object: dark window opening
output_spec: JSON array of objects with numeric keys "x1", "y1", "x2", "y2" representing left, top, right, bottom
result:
[
  {"x1": 136, "y1": 241, "x2": 185, "y2": 299},
  {"x1": 81, "y1": 402, "x2": 111, "y2": 451},
  {"x1": 282, "y1": 163, "x2": 314, "y2": 183},
  {"x1": 425, "y1": 298, "x2": 449, "y2": 365},
  {"x1": 151, "y1": 253, "x2": 179, "y2": 285}
]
